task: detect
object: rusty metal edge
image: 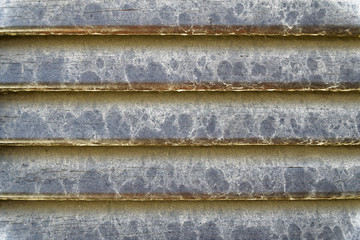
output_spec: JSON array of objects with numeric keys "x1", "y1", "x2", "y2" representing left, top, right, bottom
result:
[
  {"x1": 1, "y1": 83, "x2": 360, "y2": 92},
  {"x1": 0, "y1": 138, "x2": 359, "y2": 146},
  {"x1": 0, "y1": 193, "x2": 359, "y2": 201},
  {"x1": 0, "y1": 25, "x2": 359, "y2": 36}
]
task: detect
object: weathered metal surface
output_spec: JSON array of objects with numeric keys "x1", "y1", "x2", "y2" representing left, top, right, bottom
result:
[
  {"x1": 0, "y1": 0, "x2": 360, "y2": 36},
  {"x1": 1, "y1": 1, "x2": 359, "y2": 239},
  {"x1": 1, "y1": 146, "x2": 360, "y2": 200},
  {"x1": 1, "y1": 201, "x2": 359, "y2": 239},
  {"x1": 1, "y1": 36, "x2": 360, "y2": 92},
  {"x1": 1, "y1": 92, "x2": 360, "y2": 146}
]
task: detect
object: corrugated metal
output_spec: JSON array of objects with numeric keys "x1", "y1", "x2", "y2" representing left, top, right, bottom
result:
[{"x1": 1, "y1": 1, "x2": 360, "y2": 239}]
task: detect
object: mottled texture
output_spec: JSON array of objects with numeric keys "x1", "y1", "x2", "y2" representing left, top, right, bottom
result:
[
  {"x1": 0, "y1": 0, "x2": 360, "y2": 36},
  {"x1": 1, "y1": 36, "x2": 360, "y2": 91},
  {"x1": 1, "y1": 147, "x2": 360, "y2": 200},
  {"x1": 0, "y1": 92, "x2": 360, "y2": 145},
  {"x1": 0, "y1": 201, "x2": 359, "y2": 239},
  {"x1": 1, "y1": 3, "x2": 360, "y2": 240}
]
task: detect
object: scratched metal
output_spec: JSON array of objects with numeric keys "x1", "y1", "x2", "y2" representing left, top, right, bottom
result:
[
  {"x1": 1, "y1": 146, "x2": 360, "y2": 200},
  {"x1": 0, "y1": 0, "x2": 360, "y2": 36},
  {"x1": 1, "y1": 36, "x2": 360, "y2": 91},
  {"x1": 0, "y1": 201, "x2": 359, "y2": 239},
  {"x1": 1, "y1": 92, "x2": 360, "y2": 146}
]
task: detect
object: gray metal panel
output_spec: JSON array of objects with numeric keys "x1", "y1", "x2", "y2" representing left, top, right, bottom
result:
[
  {"x1": 1, "y1": 36, "x2": 360, "y2": 91},
  {"x1": 1, "y1": 2, "x2": 360, "y2": 239},
  {"x1": 1, "y1": 92, "x2": 359, "y2": 145},
  {"x1": 0, "y1": 0, "x2": 360, "y2": 36},
  {"x1": 0, "y1": 201, "x2": 359, "y2": 239},
  {"x1": 1, "y1": 146, "x2": 360, "y2": 200}
]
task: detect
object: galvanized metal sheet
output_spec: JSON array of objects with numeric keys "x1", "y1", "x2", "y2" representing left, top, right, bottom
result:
[
  {"x1": 1, "y1": 92, "x2": 359, "y2": 146},
  {"x1": 0, "y1": 0, "x2": 360, "y2": 36},
  {"x1": 1, "y1": 146, "x2": 360, "y2": 200},
  {"x1": 1, "y1": 36, "x2": 360, "y2": 91},
  {"x1": 0, "y1": 201, "x2": 359, "y2": 239}
]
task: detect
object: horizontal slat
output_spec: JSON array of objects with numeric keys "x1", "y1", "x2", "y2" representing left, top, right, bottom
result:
[
  {"x1": 1, "y1": 146, "x2": 360, "y2": 200},
  {"x1": 0, "y1": 0, "x2": 359, "y2": 36},
  {"x1": 1, "y1": 201, "x2": 359, "y2": 239},
  {"x1": 1, "y1": 36, "x2": 360, "y2": 92},
  {"x1": 1, "y1": 92, "x2": 360, "y2": 146}
]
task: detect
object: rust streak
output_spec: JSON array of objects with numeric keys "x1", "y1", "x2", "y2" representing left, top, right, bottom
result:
[
  {"x1": 1, "y1": 82, "x2": 360, "y2": 92},
  {"x1": 0, "y1": 25, "x2": 359, "y2": 36}
]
